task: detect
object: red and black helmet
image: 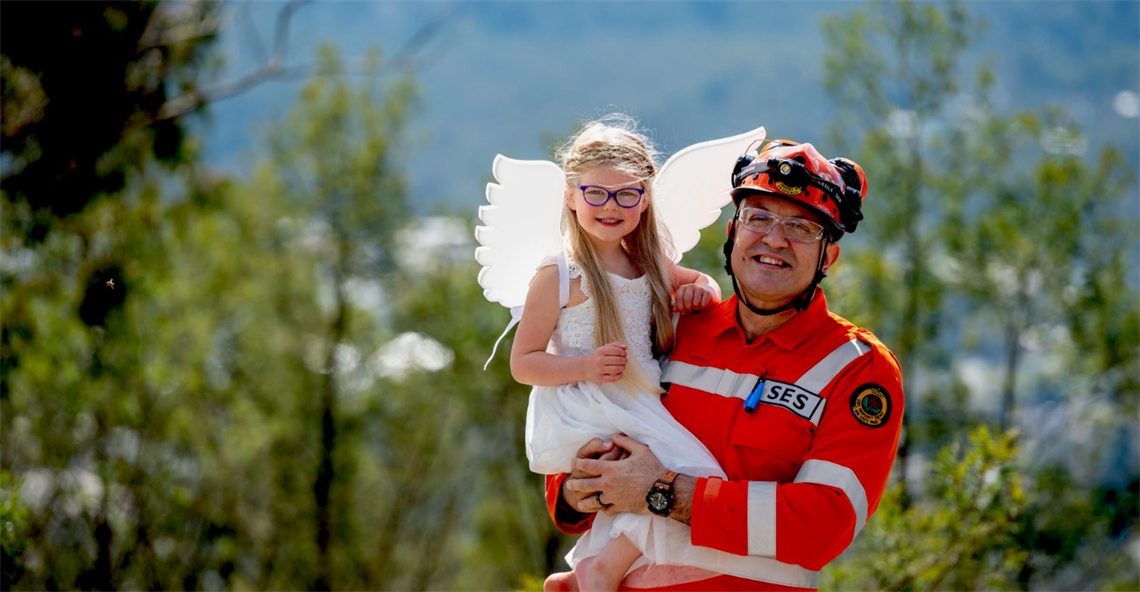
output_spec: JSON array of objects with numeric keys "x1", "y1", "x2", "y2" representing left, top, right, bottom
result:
[{"x1": 730, "y1": 140, "x2": 867, "y2": 238}]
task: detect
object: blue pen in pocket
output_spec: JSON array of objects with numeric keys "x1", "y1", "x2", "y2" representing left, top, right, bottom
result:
[{"x1": 744, "y1": 370, "x2": 769, "y2": 413}]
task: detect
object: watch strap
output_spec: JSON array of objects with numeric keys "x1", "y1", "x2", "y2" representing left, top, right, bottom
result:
[{"x1": 654, "y1": 470, "x2": 678, "y2": 491}]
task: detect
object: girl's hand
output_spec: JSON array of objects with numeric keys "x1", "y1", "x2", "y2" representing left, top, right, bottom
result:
[
  {"x1": 673, "y1": 283, "x2": 720, "y2": 313},
  {"x1": 582, "y1": 342, "x2": 627, "y2": 382}
]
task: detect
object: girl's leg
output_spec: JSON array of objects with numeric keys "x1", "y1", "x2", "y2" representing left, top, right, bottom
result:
[
  {"x1": 573, "y1": 534, "x2": 642, "y2": 592},
  {"x1": 543, "y1": 534, "x2": 642, "y2": 592}
]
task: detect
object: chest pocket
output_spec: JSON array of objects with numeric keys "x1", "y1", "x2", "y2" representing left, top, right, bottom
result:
[{"x1": 729, "y1": 406, "x2": 813, "y2": 480}]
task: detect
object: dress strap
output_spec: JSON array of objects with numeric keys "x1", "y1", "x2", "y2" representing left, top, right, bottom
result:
[{"x1": 556, "y1": 248, "x2": 570, "y2": 309}]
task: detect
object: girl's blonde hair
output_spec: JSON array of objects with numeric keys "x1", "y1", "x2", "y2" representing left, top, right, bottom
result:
[{"x1": 558, "y1": 115, "x2": 675, "y2": 395}]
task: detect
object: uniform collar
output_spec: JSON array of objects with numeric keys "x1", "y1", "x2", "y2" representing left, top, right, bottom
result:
[{"x1": 712, "y1": 288, "x2": 830, "y2": 351}]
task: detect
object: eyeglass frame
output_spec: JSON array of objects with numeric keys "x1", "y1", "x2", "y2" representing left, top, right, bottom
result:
[
  {"x1": 578, "y1": 185, "x2": 645, "y2": 208},
  {"x1": 736, "y1": 206, "x2": 827, "y2": 243}
]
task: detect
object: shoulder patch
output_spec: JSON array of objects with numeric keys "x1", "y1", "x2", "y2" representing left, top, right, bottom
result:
[{"x1": 849, "y1": 383, "x2": 891, "y2": 428}]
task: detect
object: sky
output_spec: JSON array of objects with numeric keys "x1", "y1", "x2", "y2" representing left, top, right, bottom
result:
[{"x1": 194, "y1": 1, "x2": 1140, "y2": 213}]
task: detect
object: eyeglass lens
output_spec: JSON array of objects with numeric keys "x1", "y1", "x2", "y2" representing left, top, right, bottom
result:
[{"x1": 740, "y1": 208, "x2": 823, "y2": 242}]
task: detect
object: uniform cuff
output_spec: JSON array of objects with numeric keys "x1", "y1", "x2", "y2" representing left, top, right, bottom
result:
[
  {"x1": 546, "y1": 473, "x2": 594, "y2": 534},
  {"x1": 691, "y1": 476, "x2": 748, "y2": 555}
]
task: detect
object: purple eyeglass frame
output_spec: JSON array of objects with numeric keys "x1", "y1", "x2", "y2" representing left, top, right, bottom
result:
[{"x1": 579, "y1": 185, "x2": 645, "y2": 208}]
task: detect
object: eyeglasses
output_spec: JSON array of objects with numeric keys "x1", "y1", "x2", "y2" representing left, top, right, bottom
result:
[
  {"x1": 579, "y1": 185, "x2": 645, "y2": 208},
  {"x1": 738, "y1": 207, "x2": 826, "y2": 243}
]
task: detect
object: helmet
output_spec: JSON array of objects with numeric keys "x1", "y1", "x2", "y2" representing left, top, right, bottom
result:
[
  {"x1": 730, "y1": 141, "x2": 867, "y2": 238},
  {"x1": 722, "y1": 140, "x2": 869, "y2": 317}
]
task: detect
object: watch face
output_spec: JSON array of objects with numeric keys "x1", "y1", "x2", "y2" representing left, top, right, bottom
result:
[{"x1": 648, "y1": 491, "x2": 667, "y2": 510}]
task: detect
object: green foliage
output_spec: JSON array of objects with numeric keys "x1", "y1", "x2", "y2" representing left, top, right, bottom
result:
[
  {"x1": 1, "y1": 1, "x2": 221, "y2": 221},
  {"x1": 825, "y1": 427, "x2": 1029, "y2": 591},
  {"x1": 1, "y1": 470, "x2": 30, "y2": 587},
  {"x1": 940, "y1": 101, "x2": 1138, "y2": 427}
]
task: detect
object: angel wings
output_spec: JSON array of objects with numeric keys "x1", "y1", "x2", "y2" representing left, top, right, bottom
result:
[{"x1": 475, "y1": 125, "x2": 766, "y2": 314}]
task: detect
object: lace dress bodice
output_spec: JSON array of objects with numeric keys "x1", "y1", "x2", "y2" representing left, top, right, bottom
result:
[{"x1": 541, "y1": 255, "x2": 655, "y2": 363}]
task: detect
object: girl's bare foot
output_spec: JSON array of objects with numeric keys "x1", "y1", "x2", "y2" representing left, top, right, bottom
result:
[{"x1": 544, "y1": 570, "x2": 579, "y2": 592}]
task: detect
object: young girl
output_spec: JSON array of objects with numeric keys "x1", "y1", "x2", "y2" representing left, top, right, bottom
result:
[{"x1": 510, "y1": 117, "x2": 730, "y2": 591}]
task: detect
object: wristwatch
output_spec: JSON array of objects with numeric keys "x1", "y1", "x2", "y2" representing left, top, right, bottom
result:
[{"x1": 645, "y1": 470, "x2": 678, "y2": 517}]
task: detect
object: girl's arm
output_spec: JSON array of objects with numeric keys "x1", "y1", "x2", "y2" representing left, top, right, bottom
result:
[
  {"x1": 667, "y1": 261, "x2": 722, "y2": 313},
  {"x1": 510, "y1": 266, "x2": 628, "y2": 386}
]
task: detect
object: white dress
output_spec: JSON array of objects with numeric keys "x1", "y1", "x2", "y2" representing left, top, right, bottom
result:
[{"x1": 524, "y1": 255, "x2": 730, "y2": 575}]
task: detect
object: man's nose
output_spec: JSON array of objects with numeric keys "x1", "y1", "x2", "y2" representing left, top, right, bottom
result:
[{"x1": 760, "y1": 221, "x2": 791, "y2": 248}]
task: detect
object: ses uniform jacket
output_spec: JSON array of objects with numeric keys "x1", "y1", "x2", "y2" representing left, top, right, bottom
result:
[{"x1": 545, "y1": 290, "x2": 905, "y2": 591}]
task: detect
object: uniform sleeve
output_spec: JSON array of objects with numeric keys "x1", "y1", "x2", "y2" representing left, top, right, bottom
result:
[
  {"x1": 690, "y1": 342, "x2": 904, "y2": 570},
  {"x1": 545, "y1": 473, "x2": 595, "y2": 534}
]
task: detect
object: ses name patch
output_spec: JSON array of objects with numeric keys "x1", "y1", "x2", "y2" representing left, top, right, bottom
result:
[{"x1": 849, "y1": 383, "x2": 891, "y2": 428}]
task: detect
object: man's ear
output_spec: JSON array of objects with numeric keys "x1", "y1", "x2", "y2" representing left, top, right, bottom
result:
[{"x1": 821, "y1": 242, "x2": 840, "y2": 273}]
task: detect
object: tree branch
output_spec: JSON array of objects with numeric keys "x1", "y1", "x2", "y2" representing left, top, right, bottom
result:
[{"x1": 148, "y1": 1, "x2": 455, "y2": 124}]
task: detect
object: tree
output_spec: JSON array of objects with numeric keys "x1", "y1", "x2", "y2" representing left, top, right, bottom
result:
[
  {"x1": 252, "y1": 45, "x2": 416, "y2": 590},
  {"x1": 940, "y1": 101, "x2": 1136, "y2": 430},
  {"x1": 1, "y1": 1, "x2": 221, "y2": 222},
  {"x1": 821, "y1": 0, "x2": 981, "y2": 501}
]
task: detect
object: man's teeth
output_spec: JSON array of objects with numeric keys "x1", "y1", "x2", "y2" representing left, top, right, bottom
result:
[
  {"x1": 757, "y1": 255, "x2": 787, "y2": 267},
  {"x1": 599, "y1": 218, "x2": 621, "y2": 224}
]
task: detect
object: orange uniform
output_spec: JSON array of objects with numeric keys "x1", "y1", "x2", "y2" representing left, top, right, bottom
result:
[{"x1": 545, "y1": 290, "x2": 904, "y2": 590}]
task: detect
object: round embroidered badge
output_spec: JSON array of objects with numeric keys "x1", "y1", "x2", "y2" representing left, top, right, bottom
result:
[{"x1": 850, "y1": 383, "x2": 891, "y2": 428}]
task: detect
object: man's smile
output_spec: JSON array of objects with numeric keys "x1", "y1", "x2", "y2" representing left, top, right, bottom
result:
[
  {"x1": 750, "y1": 253, "x2": 791, "y2": 268},
  {"x1": 596, "y1": 217, "x2": 624, "y2": 227}
]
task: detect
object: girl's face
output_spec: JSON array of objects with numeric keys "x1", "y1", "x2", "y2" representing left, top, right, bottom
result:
[{"x1": 565, "y1": 165, "x2": 648, "y2": 249}]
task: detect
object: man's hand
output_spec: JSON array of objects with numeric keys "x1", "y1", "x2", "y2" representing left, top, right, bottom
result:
[
  {"x1": 559, "y1": 438, "x2": 630, "y2": 514},
  {"x1": 565, "y1": 433, "x2": 666, "y2": 516},
  {"x1": 673, "y1": 283, "x2": 720, "y2": 313},
  {"x1": 581, "y1": 342, "x2": 627, "y2": 382}
]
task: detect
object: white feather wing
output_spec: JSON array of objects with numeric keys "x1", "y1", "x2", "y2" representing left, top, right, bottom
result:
[
  {"x1": 475, "y1": 155, "x2": 565, "y2": 309},
  {"x1": 654, "y1": 126, "x2": 767, "y2": 262}
]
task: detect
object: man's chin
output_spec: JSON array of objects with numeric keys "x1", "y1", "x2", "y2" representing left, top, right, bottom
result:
[{"x1": 736, "y1": 287, "x2": 803, "y2": 311}]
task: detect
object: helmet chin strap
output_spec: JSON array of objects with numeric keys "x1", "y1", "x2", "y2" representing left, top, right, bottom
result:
[{"x1": 723, "y1": 212, "x2": 831, "y2": 317}]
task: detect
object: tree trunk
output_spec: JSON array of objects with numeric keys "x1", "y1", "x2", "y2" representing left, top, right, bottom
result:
[
  {"x1": 314, "y1": 255, "x2": 348, "y2": 591},
  {"x1": 998, "y1": 319, "x2": 1020, "y2": 432},
  {"x1": 999, "y1": 279, "x2": 1029, "y2": 432},
  {"x1": 896, "y1": 120, "x2": 925, "y2": 509}
]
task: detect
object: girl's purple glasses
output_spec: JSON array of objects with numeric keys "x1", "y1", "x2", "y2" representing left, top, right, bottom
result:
[{"x1": 579, "y1": 185, "x2": 645, "y2": 208}]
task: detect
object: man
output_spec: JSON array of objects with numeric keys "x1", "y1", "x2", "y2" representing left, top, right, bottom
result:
[{"x1": 546, "y1": 141, "x2": 905, "y2": 591}]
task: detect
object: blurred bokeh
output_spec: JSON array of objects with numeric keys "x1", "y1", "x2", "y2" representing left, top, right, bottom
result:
[{"x1": 2, "y1": 1, "x2": 1137, "y2": 590}]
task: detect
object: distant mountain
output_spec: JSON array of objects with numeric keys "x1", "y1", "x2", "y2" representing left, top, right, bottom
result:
[{"x1": 194, "y1": 1, "x2": 1139, "y2": 213}]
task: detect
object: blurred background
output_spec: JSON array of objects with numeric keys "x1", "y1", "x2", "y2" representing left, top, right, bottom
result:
[{"x1": 1, "y1": 1, "x2": 1137, "y2": 590}]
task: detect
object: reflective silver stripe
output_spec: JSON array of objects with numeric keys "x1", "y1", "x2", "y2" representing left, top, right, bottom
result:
[
  {"x1": 798, "y1": 339, "x2": 870, "y2": 424},
  {"x1": 661, "y1": 361, "x2": 759, "y2": 400},
  {"x1": 795, "y1": 459, "x2": 869, "y2": 541},
  {"x1": 661, "y1": 339, "x2": 871, "y2": 425},
  {"x1": 797, "y1": 339, "x2": 870, "y2": 392},
  {"x1": 746, "y1": 481, "x2": 777, "y2": 557},
  {"x1": 697, "y1": 552, "x2": 819, "y2": 589}
]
